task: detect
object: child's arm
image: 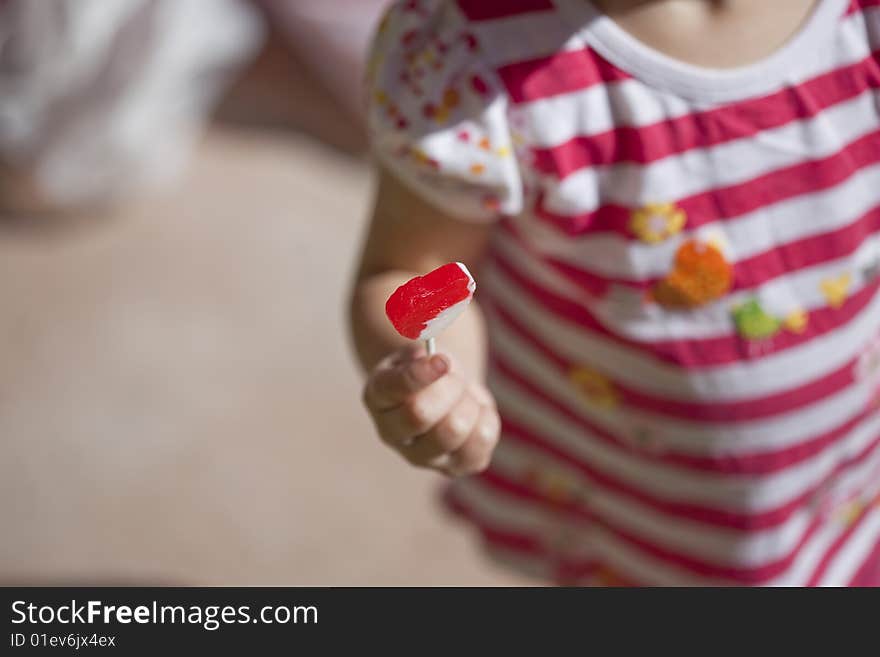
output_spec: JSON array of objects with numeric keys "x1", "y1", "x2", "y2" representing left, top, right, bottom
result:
[{"x1": 349, "y1": 168, "x2": 501, "y2": 477}]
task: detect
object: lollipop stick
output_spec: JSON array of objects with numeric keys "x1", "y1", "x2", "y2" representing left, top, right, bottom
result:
[{"x1": 425, "y1": 337, "x2": 436, "y2": 356}]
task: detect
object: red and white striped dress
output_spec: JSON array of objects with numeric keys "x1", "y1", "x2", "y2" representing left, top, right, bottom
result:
[{"x1": 367, "y1": 0, "x2": 880, "y2": 586}]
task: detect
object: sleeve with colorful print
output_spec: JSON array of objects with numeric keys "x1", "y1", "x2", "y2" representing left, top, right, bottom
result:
[{"x1": 365, "y1": 0, "x2": 523, "y2": 221}]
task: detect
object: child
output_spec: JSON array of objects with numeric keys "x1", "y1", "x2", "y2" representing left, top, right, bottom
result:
[{"x1": 349, "y1": 0, "x2": 880, "y2": 586}]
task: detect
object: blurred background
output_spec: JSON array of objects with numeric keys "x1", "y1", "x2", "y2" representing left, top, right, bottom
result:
[{"x1": 0, "y1": 0, "x2": 523, "y2": 585}]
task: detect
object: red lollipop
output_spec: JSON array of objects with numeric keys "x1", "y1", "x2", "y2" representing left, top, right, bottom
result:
[{"x1": 385, "y1": 262, "x2": 476, "y2": 354}]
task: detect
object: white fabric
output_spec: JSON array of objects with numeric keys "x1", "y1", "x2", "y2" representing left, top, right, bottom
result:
[{"x1": 0, "y1": 0, "x2": 262, "y2": 206}]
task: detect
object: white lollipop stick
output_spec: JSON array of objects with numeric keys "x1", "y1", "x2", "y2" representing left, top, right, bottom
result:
[{"x1": 426, "y1": 337, "x2": 437, "y2": 356}]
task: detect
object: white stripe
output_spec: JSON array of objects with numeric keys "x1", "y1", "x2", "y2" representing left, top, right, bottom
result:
[
  {"x1": 521, "y1": 77, "x2": 695, "y2": 148},
  {"x1": 515, "y1": 163, "x2": 880, "y2": 281},
  {"x1": 482, "y1": 544, "x2": 555, "y2": 582},
  {"x1": 491, "y1": 368, "x2": 880, "y2": 512},
  {"x1": 817, "y1": 507, "x2": 880, "y2": 585},
  {"x1": 542, "y1": 90, "x2": 880, "y2": 216},
  {"x1": 456, "y1": 472, "x2": 879, "y2": 586},
  {"x1": 492, "y1": 442, "x2": 798, "y2": 567},
  {"x1": 491, "y1": 224, "x2": 880, "y2": 343},
  {"x1": 452, "y1": 475, "x2": 716, "y2": 585},
  {"x1": 511, "y1": 7, "x2": 878, "y2": 146},
  {"x1": 768, "y1": 508, "x2": 857, "y2": 585},
  {"x1": 452, "y1": 462, "x2": 880, "y2": 585},
  {"x1": 492, "y1": 435, "x2": 880, "y2": 568},
  {"x1": 489, "y1": 314, "x2": 879, "y2": 454},
  {"x1": 485, "y1": 258, "x2": 880, "y2": 400}
]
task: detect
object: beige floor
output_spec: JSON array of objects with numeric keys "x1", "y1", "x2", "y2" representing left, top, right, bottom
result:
[{"x1": 0, "y1": 128, "x2": 526, "y2": 586}]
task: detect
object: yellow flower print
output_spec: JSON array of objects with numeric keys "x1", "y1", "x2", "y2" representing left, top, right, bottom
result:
[
  {"x1": 783, "y1": 308, "x2": 809, "y2": 334},
  {"x1": 526, "y1": 466, "x2": 581, "y2": 505},
  {"x1": 630, "y1": 202, "x2": 687, "y2": 244},
  {"x1": 569, "y1": 366, "x2": 619, "y2": 409},
  {"x1": 495, "y1": 146, "x2": 511, "y2": 158},
  {"x1": 544, "y1": 471, "x2": 581, "y2": 504},
  {"x1": 820, "y1": 273, "x2": 852, "y2": 309},
  {"x1": 442, "y1": 88, "x2": 460, "y2": 109},
  {"x1": 433, "y1": 106, "x2": 450, "y2": 124},
  {"x1": 835, "y1": 500, "x2": 865, "y2": 527}
]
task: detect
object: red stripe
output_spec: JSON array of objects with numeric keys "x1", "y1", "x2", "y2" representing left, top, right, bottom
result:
[
  {"x1": 534, "y1": 195, "x2": 629, "y2": 237},
  {"x1": 534, "y1": 128, "x2": 880, "y2": 237},
  {"x1": 493, "y1": 288, "x2": 862, "y2": 421},
  {"x1": 489, "y1": 240, "x2": 880, "y2": 369},
  {"x1": 455, "y1": 0, "x2": 554, "y2": 21},
  {"x1": 491, "y1": 291, "x2": 865, "y2": 423},
  {"x1": 848, "y1": 532, "x2": 880, "y2": 585},
  {"x1": 492, "y1": 422, "x2": 880, "y2": 580},
  {"x1": 498, "y1": 47, "x2": 632, "y2": 103},
  {"x1": 444, "y1": 486, "x2": 640, "y2": 585},
  {"x1": 448, "y1": 478, "x2": 650, "y2": 586},
  {"x1": 531, "y1": 54, "x2": 880, "y2": 176},
  {"x1": 734, "y1": 206, "x2": 880, "y2": 289},
  {"x1": 444, "y1": 488, "x2": 544, "y2": 555},
  {"x1": 490, "y1": 371, "x2": 880, "y2": 531},
  {"x1": 508, "y1": 201, "x2": 880, "y2": 298},
  {"x1": 448, "y1": 426, "x2": 880, "y2": 583},
  {"x1": 471, "y1": 466, "x2": 820, "y2": 583},
  {"x1": 622, "y1": 362, "x2": 855, "y2": 423},
  {"x1": 489, "y1": 341, "x2": 880, "y2": 477},
  {"x1": 497, "y1": 413, "x2": 769, "y2": 530},
  {"x1": 806, "y1": 505, "x2": 876, "y2": 585},
  {"x1": 847, "y1": 0, "x2": 880, "y2": 15}
]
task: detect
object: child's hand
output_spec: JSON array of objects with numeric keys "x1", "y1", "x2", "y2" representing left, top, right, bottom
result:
[{"x1": 362, "y1": 346, "x2": 500, "y2": 477}]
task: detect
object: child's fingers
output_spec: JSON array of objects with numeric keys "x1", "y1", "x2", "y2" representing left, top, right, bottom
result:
[
  {"x1": 402, "y1": 392, "x2": 482, "y2": 464},
  {"x1": 466, "y1": 381, "x2": 495, "y2": 408},
  {"x1": 371, "y1": 372, "x2": 467, "y2": 445},
  {"x1": 447, "y1": 405, "x2": 501, "y2": 476},
  {"x1": 363, "y1": 352, "x2": 451, "y2": 412}
]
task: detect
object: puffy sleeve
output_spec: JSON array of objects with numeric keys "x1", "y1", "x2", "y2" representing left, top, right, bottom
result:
[{"x1": 365, "y1": 0, "x2": 523, "y2": 222}]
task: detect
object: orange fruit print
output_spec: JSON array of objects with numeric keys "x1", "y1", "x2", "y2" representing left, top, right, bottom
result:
[{"x1": 652, "y1": 240, "x2": 734, "y2": 308}]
